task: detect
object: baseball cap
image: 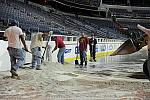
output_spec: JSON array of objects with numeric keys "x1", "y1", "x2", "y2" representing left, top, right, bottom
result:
[{"x1": 9, "y1": 20, "x2": 18, "y2": 26}]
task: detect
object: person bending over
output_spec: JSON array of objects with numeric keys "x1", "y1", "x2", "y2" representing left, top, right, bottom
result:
[{"x1": 52, "y1": 36, "x2": 66, "y2": 64}]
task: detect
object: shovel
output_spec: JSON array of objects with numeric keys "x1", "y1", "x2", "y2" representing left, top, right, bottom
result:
[
  {"x1": 75, "y1": 38, "x2": 79, "y2": 65},
  {"x1": 75, "y1": 54, "x2": 79, "y2": 65}
]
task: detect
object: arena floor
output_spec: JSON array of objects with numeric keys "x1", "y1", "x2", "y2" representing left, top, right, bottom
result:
[{"x1": 0, "y1": 49, "x2": 150, "y2": 100}]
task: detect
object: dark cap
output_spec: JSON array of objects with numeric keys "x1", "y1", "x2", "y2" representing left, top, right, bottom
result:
[{"x1": 9, "y1": 20, "x2": 18, "y2": 26}]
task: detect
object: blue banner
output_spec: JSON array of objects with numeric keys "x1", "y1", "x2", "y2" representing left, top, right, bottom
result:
[
  {"x1": 65, "y1": 49, "x2": 72, "y2": 54},
  {"x1": 75, "y1": 46, "x2": 79, "y2": 54}
]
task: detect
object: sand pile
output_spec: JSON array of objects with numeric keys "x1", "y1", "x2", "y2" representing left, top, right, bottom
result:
[{"x1": 0, "y1": 62, "x2": 150, "y2": 100}]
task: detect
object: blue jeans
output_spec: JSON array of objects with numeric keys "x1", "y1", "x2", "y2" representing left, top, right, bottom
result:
[
  {"x1": 80, "y1": 51, "x2": 87, "y2": 66},
  {"x1": 31, "y1": 47, "x2": 41, "y2": 68},
  {"x1": 57, "y1": 47, "x2": 65, "y2": 64},
  {"x1": 22, "y1": 49, "x2": 26, "y2": 64},
  {"x1": 7, "y1": 47, "x2": 24, "y2": 71}
]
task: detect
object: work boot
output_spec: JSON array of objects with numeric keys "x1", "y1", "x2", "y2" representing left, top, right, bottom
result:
[
  {"x1": 36, "y1": 68, "x2": 42, "y2": 70},
  {"x1": 36, "y1": 65, "x2": 42, "y2": 70},
  {"x1": 10, "y1": 70, "x2": 18, "y2": 76},
  {"x1": 11, "y1": 75, "x2": 21, "y2": 80},
  {"x1": 36, "y1": 67, "x2": 42, "y2": 70},
  {"x1": 79, "y1": 63, "x2": 83, "y2": 68},
  {"x1": 10, "y1": 70, "x2": 20, "y2": 80}
]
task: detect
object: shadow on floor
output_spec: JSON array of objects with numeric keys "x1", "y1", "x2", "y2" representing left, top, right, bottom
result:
[{"x1": 127, "y1": 72, "x2": 147, "y2": 79}]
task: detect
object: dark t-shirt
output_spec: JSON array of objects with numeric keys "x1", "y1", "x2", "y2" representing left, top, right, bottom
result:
[
  {"x1": 79, "y1": 36, "x2": 88, "y2": 51},
  {"x1": 89, "y1": 38, "x2": 97, "y2": 50}
]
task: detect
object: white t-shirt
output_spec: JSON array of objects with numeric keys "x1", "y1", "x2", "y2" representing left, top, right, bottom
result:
[
  {"x1": 30, "y1": 32, "x2": 43, "y2": 49},
  {"x1": 4, "y1": 26, "x2": 23, "y2": 48}
]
